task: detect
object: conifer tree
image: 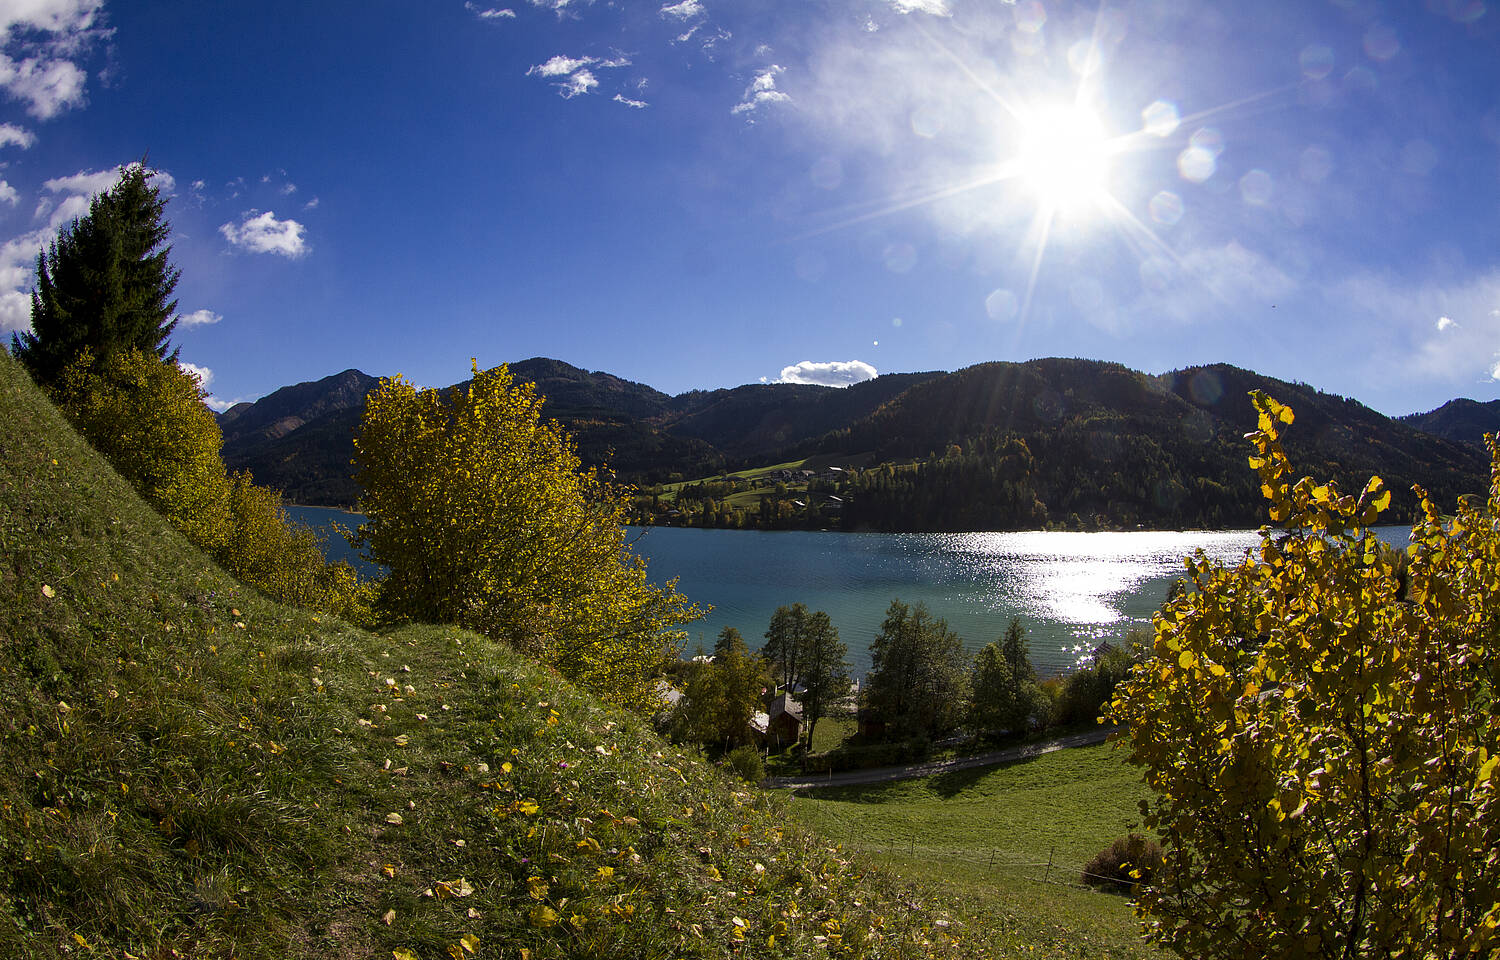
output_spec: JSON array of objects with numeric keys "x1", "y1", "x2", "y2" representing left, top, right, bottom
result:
[{"x1": 12, "y1": 164, "x2": 181, "y2": 386}]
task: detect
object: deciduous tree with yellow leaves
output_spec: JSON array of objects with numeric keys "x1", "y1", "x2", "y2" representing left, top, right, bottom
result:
[
  {"x1": 353, "y1": 362, "x2": 699, "y2": 710},
  {"x1": 1109, "y1": 391, "x2": 1500, "y2": 958}
]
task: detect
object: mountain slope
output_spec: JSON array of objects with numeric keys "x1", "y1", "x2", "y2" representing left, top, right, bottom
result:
[
  {"x1": 0, "y1": 353, "x2": 989, "y2": 959},
  {"x1": 1398, "y1": 397, "x2": 1500, "y2": 451},
  {"x1": 819, "y1": 359, "x2": 1487, "y2": 530}
]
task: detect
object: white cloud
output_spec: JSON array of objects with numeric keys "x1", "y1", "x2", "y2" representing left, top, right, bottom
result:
[
  {"x1": 528, "y1": 0, "x2": 592, "y2": 14},
  {"x1": 204, "y1": 395, "x2": 243, "y2": 413},
  {"x1": 777, "y1": 360, "x2": 878, "y2": 387},
  {"x1": 0, "y1": 2, "x2": 105, "y2": 120},
  {"x1": 732, "y1": 65, "x2": 790, "y2": 117},
  {"x1": 179, "y1": 308, "x2": 222, "y2": 329},
  {"x1": 0, "y1": 123, "x2": 35, "y2": 148},
  {"x1": 303, "y1": 196, "x2": 320, "y2": 210},
  {"x1": 464, "y1": 2, "x2": 516, "y2": 18},
  {"x1": 177, "y1": 360, "x2": 213, "y2": 388},
  {"x1": 660, "y1": 0, "x2": 704, "y2": 20},
  {"x1": 0, "y1": 0, "x2": 104, "y2": 36},
  {"x1": 0, "y1": 53, "x2": 86, "y2": 118},
  {"x1": 612, "y1": 93, "x2": 648, "y2": 108},
  {"x1": 43, "y1": 167, "x2": 123, "y2": 197},
  {"x1": 1333, "y1": 270, "x2": 1500, "y2": 387},
  {"x1": 220, "y1": 210, "x2": 308, "y2": 257},
  {"x1": 0, "y1": 181, "x2": 16, "y2": 206},
  {"x1": 527, "y1": 53, "x2": 629, "y2": 99},
  {"x1": 888, "y1": 0, "x2": 951, "y2": 15},
  {"x1": 558, "y1": 69, "x2": 598, "y2": 98},
  {"x1": 529, "y1": 54, "x2": 595, "y2": 77}
]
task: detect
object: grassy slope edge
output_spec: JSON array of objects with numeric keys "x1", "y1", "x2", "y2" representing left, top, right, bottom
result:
[{"x1": 0, "y1": 351, "x2": 1009, "y2": 959}]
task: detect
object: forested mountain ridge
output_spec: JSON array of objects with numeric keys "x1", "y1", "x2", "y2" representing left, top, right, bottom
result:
[
  {"x1": 1397, "y1": 396, "x2": 1500, "y2": 451},
  {"x1": 218, "y1": 356, "x2": 1490, "y2": 530},
  {"x1": 819, "y1": 360, "x2": 1487, "y2": 530}
]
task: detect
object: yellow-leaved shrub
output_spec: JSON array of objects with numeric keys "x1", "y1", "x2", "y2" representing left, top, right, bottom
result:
[
  {"x1": 1108, "y1": 390, "x2": 1500, "y2": 958},
  {"x1": 353, "y1": 362, "x2": 699, "y2": 710}
]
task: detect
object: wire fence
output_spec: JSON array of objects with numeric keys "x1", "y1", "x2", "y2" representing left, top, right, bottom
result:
[{"x1": 841, "y1": 838, "x2": 1131, "y2": 891}]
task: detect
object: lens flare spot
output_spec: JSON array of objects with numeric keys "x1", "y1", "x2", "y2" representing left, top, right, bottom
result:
[
  {"x1": 1141, "y1": 100, "x2": 1179, "y2": 137},
  {"x1": 1149, "y1": 190, "x2": 1184, "y2": 225},
  {"x1": 1013, "y1": 0, "x2": 1046, "y2": 33},
  {"x1": 1299, "y1": 44, "x2": 1334, "y2": 80},
  {"x1": 1177, "y1": 147, "x2": 1216, "y2": 183},
  {"x1": 985, "y1": 288, "x2": 1019, "y2": 322},
  {"x1": 1300, "y1": 146, "x2": 1333, "y2": 183},
  {"x1": 883, "y1": 242, "x2": 917, "y2": 273},
  {"x1": 1239, "y1": 169, "x2": 1273, "y2": 205},
  {"x1": 1363, "y1": 23, "x2": 1400, "y2": 61}
]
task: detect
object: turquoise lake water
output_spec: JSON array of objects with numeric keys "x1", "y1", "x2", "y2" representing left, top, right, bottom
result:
[{"x1": 286, "y1": 506, "x2": 1409, "y2": 679}]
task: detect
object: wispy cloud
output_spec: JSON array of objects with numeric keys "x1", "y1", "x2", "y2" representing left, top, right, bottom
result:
[
  {"x1": 612, "y1": 93, "x2": 648, "y2": 109},
  {"x1": 731, "y1": 64, "x2": 790, "y2": 118},
  {"x1": 527, "y1": 53, "x2": 630, "y2": 100},
  {"x1": 0, "y1": 123, "x2": 36, "y2": 149},
  {"x1": 888, "y1": 0, "x2": 951, "y2": 15},
  {"x1": 179, "y1": 308, "x2": 223, "y2": 329},
  {"x1": 464, "y1": 2, "x2": 516, "y2": 19},
  {"x1": 220, "y1": 211, "x2": 308, "y2": 257},
  {"x1": 1331, "y1": 269, "x2": 1500, "y2": 393},
  {"x1": 528, "y1": 0, "x2": 592, "y2": 16},
  {"x1": 529, "y1": 55, "x2": 595, "y2": 77},
  {"x1": 660, "y1": 0, "x2": 704, "y2": 21},
  {"x1": 0, "y1": 181, "x2": 16, "y2": 206},
  {"x1": 776, "y1": 359, "x2": 877, "y2": 387}
]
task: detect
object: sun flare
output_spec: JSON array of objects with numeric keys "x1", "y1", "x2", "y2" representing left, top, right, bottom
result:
[{"x1": 1014, "y1": 103, "x2": 1113, "y2": 210}]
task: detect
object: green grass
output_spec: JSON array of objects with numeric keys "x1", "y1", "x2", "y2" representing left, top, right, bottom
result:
[
  {"x1": 789, "y1": 745, "x2": 1160, "y2": 959},
  {"x1": 0, "y1": 351, "x2": 1053, "y2": 959}
]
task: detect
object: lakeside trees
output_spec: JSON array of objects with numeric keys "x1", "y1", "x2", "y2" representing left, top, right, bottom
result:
[
  {"x1": 353, "y1": 363, "x2": 700, "y2": 710},
  {"x1": 969, "y1": 618, "x2": 1050, "y2": 737},
  {"x1": 865, "y1": 600, "x2": 969, "y2": 739},
  {"x1": 1108, "y1": 392, "x2": 1500, "y2": 958}
]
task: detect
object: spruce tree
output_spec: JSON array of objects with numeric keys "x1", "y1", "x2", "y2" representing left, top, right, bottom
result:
[{"x1": 11, "y1": 164, "x2": 181, "y2": 386}]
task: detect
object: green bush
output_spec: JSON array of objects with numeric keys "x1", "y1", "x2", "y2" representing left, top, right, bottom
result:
[
  {"x1": 53, "y1": 348, "x2": 231, "y2": 553},
  {"x1": 1081, "y1": 834, "x2": 1162, "y2": 893},
  {"x1": 726, "y1": 744, "x2": 765, "y2": 783},
  {"x1": 217, "y1": 471, "x2": 373, "y2": 623}
]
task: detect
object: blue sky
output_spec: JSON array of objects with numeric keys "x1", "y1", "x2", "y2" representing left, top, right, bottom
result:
[{"x1": 0, "y1": 0, "x2": 1497, "y2": 416}]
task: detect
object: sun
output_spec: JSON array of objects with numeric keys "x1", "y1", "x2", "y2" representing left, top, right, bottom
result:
[{"x1": 1013, "y1": 103, "x2": 1114, "y2": 211}]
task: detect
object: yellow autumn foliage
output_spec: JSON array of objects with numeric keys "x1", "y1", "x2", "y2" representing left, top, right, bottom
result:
[
  {"x1": 1109, "y1": 390, "x2": 1500, "y2": 958},
  {"x1": 352, "y1": 361, "x2": 699, "y2": 710}
]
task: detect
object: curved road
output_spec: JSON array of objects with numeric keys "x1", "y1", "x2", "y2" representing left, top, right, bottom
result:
[{"x1": 763, "y1": 726, "x2": 1117, "y2": 791}]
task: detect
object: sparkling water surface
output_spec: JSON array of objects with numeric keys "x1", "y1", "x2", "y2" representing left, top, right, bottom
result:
[{"x1": 286, "y1": 506, "x2": 1408, "y2": 679}]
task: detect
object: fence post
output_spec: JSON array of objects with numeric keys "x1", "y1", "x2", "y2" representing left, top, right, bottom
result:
[{"x1": 1045, "y1": 845, "x2": 1054, "y2": 883}]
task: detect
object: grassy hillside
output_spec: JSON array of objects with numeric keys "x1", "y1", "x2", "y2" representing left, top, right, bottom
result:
[
  {"x1": 791, "y1": 746, "x2": 1158, "y2": 959},
  {"x1": 0, "y1": 352, "x2": 1003, "y2": 958}
]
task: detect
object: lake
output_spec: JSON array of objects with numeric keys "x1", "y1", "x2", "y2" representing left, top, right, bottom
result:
[{"x1": 286, "y1": 506, "x2": 1410, "y2": 679}]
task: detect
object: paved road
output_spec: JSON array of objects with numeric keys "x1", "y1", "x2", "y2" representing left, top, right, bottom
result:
[{"x1": 763, "y1": 726, "x2": 1118, "y2": 791}]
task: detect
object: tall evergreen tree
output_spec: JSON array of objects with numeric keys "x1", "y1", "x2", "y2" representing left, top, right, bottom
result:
[{"x1": 12, "y1": 164, "x2": 181, "y2": 386}]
